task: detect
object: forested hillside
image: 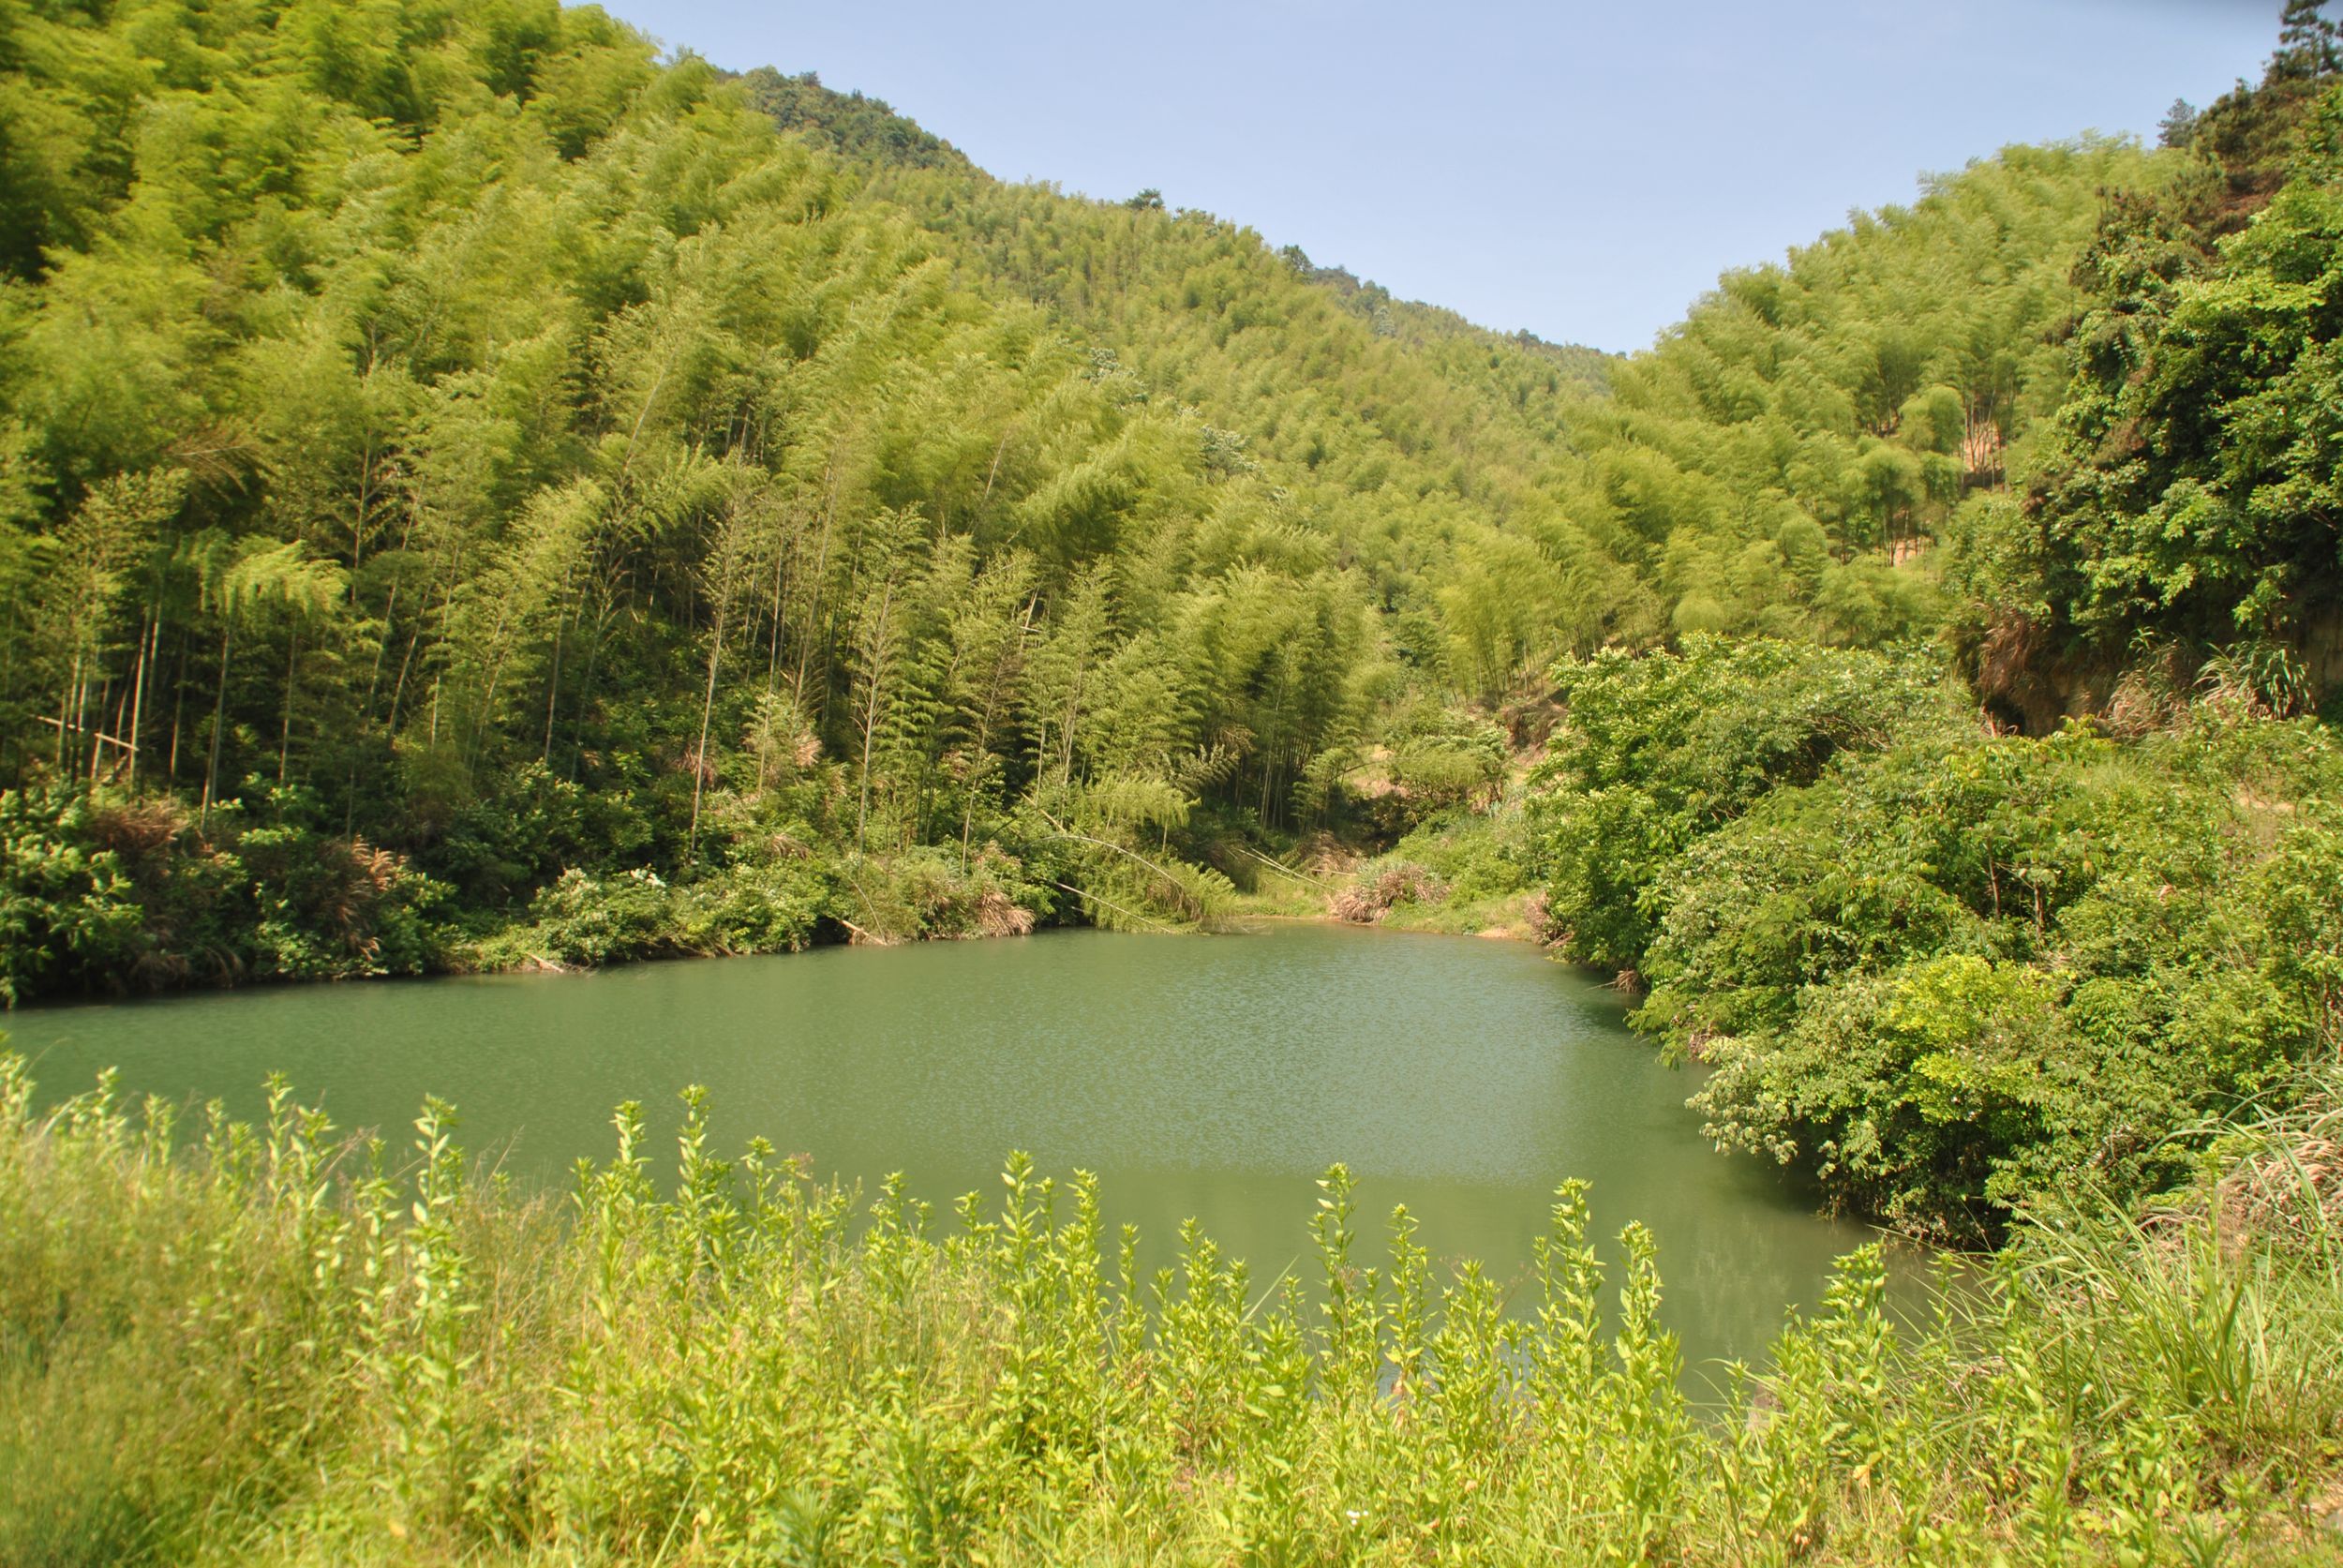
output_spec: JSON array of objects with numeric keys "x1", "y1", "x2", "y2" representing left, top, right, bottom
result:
[
  {"x1": 4, "y1": 0, "x2": 2343, "y2": 1243},
  {"x1": 1957, "y1": 14, "x2": 2343, "y2": 724},
  {"x1": 883, "y1": 137, "x2": 2163, "y2": 668},
  {"x1": 0, "y1": 0, "x2": 2212, "y2": 1000},
  {"x1": 0, "y1": 0, "x2": 1401, "y2": 991},
  {"x1": 1517, "y1": 8, "x2": 2343, "y2": 1240}
]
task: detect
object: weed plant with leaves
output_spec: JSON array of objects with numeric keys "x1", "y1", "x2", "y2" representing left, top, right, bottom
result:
[{"x1": 6, "y1": 1054, "x2": 2342, "y2": 1563}]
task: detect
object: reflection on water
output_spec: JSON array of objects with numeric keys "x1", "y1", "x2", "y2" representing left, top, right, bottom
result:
[{"x1": 9, "y1": 923, "x2": 1891, "y2": 1372}]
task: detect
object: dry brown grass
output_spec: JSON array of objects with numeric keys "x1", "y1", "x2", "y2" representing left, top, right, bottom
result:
[{"x1": 1325, "y1": 861, "x2": 1446, "y2": 923}]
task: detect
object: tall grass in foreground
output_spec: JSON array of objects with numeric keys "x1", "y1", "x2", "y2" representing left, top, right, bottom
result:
[{"x1": 2, "y1": 1055, "x2": 2339, "y2": 1566}]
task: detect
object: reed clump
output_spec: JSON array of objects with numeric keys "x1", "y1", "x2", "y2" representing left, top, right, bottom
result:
[
  {"x1": 3, "y1": 1053, "x2": 2340, "y2": 1566},
  {"x1": 1327, "y1": 862, "x2": 1448, "y2": 925}
]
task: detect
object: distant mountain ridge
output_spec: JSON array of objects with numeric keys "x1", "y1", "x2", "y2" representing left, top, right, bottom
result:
[
  {"x1": 718, "y1": 63, "x2": 1612, "y2": 383},
  {"x1": 722, "y1": 67, "x2": 972, "y2": 172}
]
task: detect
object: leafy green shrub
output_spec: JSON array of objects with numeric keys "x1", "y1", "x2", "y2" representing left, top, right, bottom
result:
[
  {"x1": 1528, "y1": 637, "x2": 1955, "y2": 975},
  {"x1": 674, "y1": 858, "x2": 838, "y2": 954},
  {"x1": 503, "y1": 866, "x2": 679, "y2": 967},
  {"x1": 0, "y1": 786, "x2": 447, "y2": 1000},
  {"x1": 239, "y1": 839, "x2": 442, "y2": 981},
  {"x1": 423, "y1": 762, "x2": 658, "y2": 909},
  {"x1": 0, "y1": 788, "x2": 142, "y2": 1005},
  {"x1": 1329, "y1": 809, "x2": 1534, "y2": 928},
  {"x1": 492, "y1": 845, "x2": 1056, "y2": 964},
  {"x1": 224, "y1": 799, "x2": 448, "y2": 981},
  {"x1": 1392, "y1": 807, "x2": 1530, "y2": 904},
  {"x1": 1647, "y1": 715, "x2": 2343, "y2": 1236},
  {"x1": 1696, "y1": 955, "x2": 2075, "y2": 1234}
]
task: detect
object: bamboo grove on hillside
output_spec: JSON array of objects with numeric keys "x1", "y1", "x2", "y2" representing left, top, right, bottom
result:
[{"x1": 2, "y1": 0, "x2": 2286, "y2": 960}]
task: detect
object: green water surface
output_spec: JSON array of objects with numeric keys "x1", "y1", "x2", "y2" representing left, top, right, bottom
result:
[{"x1": 7, "y1": 922, "x2": 1883, "y2": 1372}]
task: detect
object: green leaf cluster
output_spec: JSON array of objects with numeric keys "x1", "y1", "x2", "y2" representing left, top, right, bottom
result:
[
  {"x1": 1529, "y1": 636, "x2": 1957, "y2": 976},
  {"x1": 1957, "y1": 53, "x2": 2343, "y2": 722},
  {"x1": 0, "y1": 783, "x2": 444, "y2": 999}
]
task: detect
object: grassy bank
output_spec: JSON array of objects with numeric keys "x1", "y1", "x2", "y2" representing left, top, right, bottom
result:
[{"x1": 6, "y1": 1053, "x2": 2341, "y2": 1565}]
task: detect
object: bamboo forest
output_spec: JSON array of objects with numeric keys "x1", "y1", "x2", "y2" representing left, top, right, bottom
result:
[{"x1": 4, "y1": 0, "x2": 2343, "y2": 1561}]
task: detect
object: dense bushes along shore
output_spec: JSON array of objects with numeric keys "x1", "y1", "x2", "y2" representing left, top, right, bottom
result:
[
  {"x1": 1526, "y1": 639, "x2": 2343, "y2": 1244},
  {"x1": 0, "y1": 779, "x2": 1075, "y2": 1004}
]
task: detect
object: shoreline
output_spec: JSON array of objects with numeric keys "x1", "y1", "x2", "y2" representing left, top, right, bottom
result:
[{"x1": 7, "y1": 874, "x2": 1558, "y2": 1011}]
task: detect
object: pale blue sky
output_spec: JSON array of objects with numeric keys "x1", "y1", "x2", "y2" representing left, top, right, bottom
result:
[{"x1": 603, "y1": 0, "x2": 2284, "y2": 353}]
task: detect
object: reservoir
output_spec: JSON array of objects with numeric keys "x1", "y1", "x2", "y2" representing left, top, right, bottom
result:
[{"x1": 6, "y1": 922, "x2": 1884, "y2": 1373}]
